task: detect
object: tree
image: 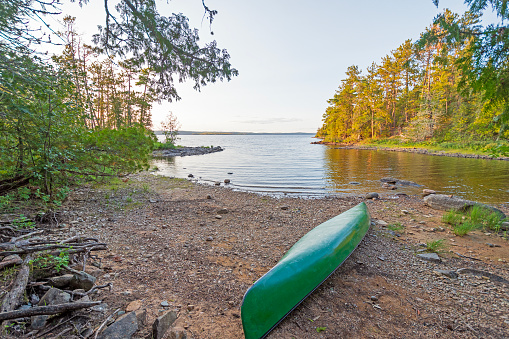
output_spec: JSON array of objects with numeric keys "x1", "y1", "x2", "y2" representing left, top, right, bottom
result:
[
  {"x1": 428, "y1": 1, "x2": 509, "y2": 141},
  {"x1": 160, "y1": 112, "x2": 181, "y2": 145}
]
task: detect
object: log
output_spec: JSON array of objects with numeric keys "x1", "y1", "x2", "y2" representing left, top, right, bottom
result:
[
  {"x1": 0, "y1": 256, "x2": 23, "y2": 270},
  {"x1": 0, "y1": 301, "x2": 101, "y2": 321},
  {"x1": 1, "y1": 254, "x2": 32, "y2": 313}
]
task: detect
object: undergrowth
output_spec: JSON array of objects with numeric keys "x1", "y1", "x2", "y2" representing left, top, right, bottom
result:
[{"x1": 442, "y1": 205, "x2": 506, "y2": 236}]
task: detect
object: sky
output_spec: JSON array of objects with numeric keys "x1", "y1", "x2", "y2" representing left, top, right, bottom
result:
[{"x1": 52, "y1": 0, "x2": 500, "y2": 133}]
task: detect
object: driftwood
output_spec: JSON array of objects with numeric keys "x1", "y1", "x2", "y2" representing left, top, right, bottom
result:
[
  {"x1": 0, "y1": 256, "x2": 23, "y2": 270},
  {"x1": 0, "y1": 301, "x2": 101, "y2": 321},
  {"x1": 0, "y1": 242, "x2": 107, "y2": 257},
  {"x1": 1, "y1": 254, "x2": 32, "y2": 313}
]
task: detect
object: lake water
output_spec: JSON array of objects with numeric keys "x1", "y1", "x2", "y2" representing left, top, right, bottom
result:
[{"x1": 153, "y1": 134, "x2": 509, "y2": 205}]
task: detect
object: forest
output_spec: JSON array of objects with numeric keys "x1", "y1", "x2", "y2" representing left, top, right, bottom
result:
[
  {"x1": 317, "y1": 5, "x2": 509, "y2": 156},
  {"x1": 0, "y1": 0, "x2": 236, "y2": 205}
]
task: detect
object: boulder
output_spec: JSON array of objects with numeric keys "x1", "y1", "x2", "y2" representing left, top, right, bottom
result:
[
  {"x1": 417, "y1": 253, "x2": 441, "y2": 263},
  {"x1": 423, "y1": 194, "x2": 507, "y2": 219},
  {"x1": 169, "y1": 327, "x2": 187, "y2": 339},
  {"x1": 365, "y1": 192, "x2": 379, "y2": 200},
  {"x1": 98, "y1": 311, "x2": 138, "y2": 339},
  {"x1": 69, "y1": 271, "x2": 96, "y2": 291},
  {"x1": 152, "y1": 311, "x2": 177, "y2": 339},
  {"x1": 48, "y1": 274, "x2": 73, "y2": 288}
]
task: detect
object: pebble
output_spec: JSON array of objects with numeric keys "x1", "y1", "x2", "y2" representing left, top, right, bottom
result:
[
  {"x1": 206, "y1": 236, "x2": 214, "y2": 241},
  {"x1": 224, "y1": 179, "x2": 231, "y2": 184},
  {"x1": 370, "y1": 296, "x2": 378, "y2": 301},
  {"x1": 161, "y1": 301, "x2": 170, "y2": 307}
]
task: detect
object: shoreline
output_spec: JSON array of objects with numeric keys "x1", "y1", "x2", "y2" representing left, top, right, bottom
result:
[
  {"x1": 312, "y1": 140, "x2": 509, "y2": 161},
  {"x1": 46, "y1": 173, "x2": 508, "y2": 338},
  {"x1": 152, "y1": 146, "x2": 223, "y2": 157}
]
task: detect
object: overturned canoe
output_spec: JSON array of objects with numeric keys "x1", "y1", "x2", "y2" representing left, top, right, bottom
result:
[{"x1": 241, "y1": 202, "x2": 370, "y2": 339}]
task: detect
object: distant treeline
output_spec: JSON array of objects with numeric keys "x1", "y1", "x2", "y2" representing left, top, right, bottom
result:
[{"x1": 317, "y1": 10, "x2": 508, "y2": 144}]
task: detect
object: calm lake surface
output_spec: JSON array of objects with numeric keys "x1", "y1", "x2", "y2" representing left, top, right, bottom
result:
[{"x1": 153, "y1": 134, "x2": 509, "y2": 205}]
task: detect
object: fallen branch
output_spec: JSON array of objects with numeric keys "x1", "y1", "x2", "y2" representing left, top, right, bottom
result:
[
  {"x1": 0, "y1": 301, "x2": 101, "y2": 321},
  {"x1": 0, "y1": 256, "x2": 22, "y2": 270},
  {"x1": 94, "y1": 308, "x2": 120, "y2": 339},
  {"x1": 1, "y1": 254, "x2": 32, "y2": 313},
  {"x1": 68, "y1": 283, "x2": 112, "y2": 298}
]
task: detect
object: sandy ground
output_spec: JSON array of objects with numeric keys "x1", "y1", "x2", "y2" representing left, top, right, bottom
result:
[{"x1": 44, "y1": 173, "x2": 509, "y2": 338}]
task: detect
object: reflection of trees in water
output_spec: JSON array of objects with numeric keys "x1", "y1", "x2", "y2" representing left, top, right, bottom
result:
[{"x1": 322, "y1": 148, "x2": 509, "y2": 204}]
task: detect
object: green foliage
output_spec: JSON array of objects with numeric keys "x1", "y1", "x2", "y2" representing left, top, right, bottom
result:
[
  {"x1": 426, "y1": 239, "x2": 447, "y2": 252},
  {"x1": 316, "y1": 327, "x2": 327, "y2": 333},
  {"x1": 442, "y1": 206, "x2": 506, "y2": 235},
  {"x1": 469, "y1": 205, "x2": 505, "y2": 232},
  {"x1": 387, "y1": 223, "x2": 404, "y2": 232},
  {"x1": 30, "y1": 249, "x2": 70, "y2": 273},
  {"x1": 11, "y1": 214, "x2": 35, "y2": 229}
]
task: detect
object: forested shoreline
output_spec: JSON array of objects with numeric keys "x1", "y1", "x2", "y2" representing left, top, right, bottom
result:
[{"x1": 317, "y1": 9, "x2": 509, "y2": 155}]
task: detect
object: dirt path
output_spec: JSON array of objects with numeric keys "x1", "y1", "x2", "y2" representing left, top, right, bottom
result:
[{"x1": 62, "y1": 173, "x2": 509, "y2": 338}]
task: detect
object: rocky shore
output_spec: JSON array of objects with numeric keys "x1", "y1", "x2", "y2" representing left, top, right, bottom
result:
[
  {"x1": 312, "y1": 141, "x2": 509, "y2": 161},
  {"x1": 2, "y1": 173, "x2": 508, "y2": 338},
  {"x1": 153, "y1": 146, "x2": 223, "y2": 157}
]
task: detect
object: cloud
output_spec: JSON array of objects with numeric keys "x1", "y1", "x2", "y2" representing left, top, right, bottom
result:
[{"x1": 236, "y1": 117, "x2": 303, "y2": 125}]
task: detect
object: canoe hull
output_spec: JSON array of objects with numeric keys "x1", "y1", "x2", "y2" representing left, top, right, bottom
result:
[{"x1": 241, "y1": 202, "x2": 371, "y2": 339}]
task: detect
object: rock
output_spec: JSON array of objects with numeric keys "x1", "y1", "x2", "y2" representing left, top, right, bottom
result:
[
  {"x1": 30, "y1": 294, "x2": 40, "y2": 305},
  {"x1": 433, "y1": 269, "x2": 458, "y2": 279},
  {"x1": 381, "y1": 177, "x2": 422, "y2": 187},
  {"x1": 169, "y1": 327, "x2": 187, "y2": 339},
  {"x1": 365, "y1": 192, "x2": 379, "y2": 199},
  {"x1": 98, "y1": 311, "x2": 138, "y2": 339},
  {"x1": 380, "y1": 177, "x2": 397, "y2": 184},
  {"x1": 38, "y1": 288, "x2": 71, "y2": 306},
  {"x1": 375, "y1": 220, "x2": 388, "y2": 226},
  {"x1": 206, "y1": 195, "x2": 213, "y2": 199},
  {"x1": 227, "y1": 172, "x2": 233, "y2": 175},
  {"x1": 160, "y1": 301, "x2": 169, "y2": 307},
  {"x1": 91, "y1": 303, "x2": 109, "y2": 312},
  {"x1": 214, "y1": 215, "x2": 222, "y2": 220},
  {"x1": 217, "y1": 208, "x2": 229, "y2": 215},
  {"x1": 224, "y1": 179, "x2": 231, "y2": 184},
  {"x1": 417, "y1": 253, "x2": 441, "y2": 263},
  {"x1": 370, "y1": 296, "x2": 378, "y2": 302},
  {"x1": 423, "y1": 194, "x2": 507, "y2": 218},
  {"x1": 422, "y1": 189, "x2": 436, "y2": 196},
  {"x1": 349, "y1": 182, "x2": 361, "y2": 185},
  {"x1": 206, "y1": 236, "x2": 214, "y2": 241},
  {"x1": 187, "y1": 174, "x2": 194, "y2": 178},
  {"x1": 382, "y1": 183, "x2": 397, "y2": 190},
  {"x1": 48, "y1": 274, "x2": 74, "y2": 288},
  {"x1": 395, "y1": 193, "x2": 407, "y2": 197},
  {"x1": 401, "y1": 210, "x2": 409, "y2": 214},
  {"x1": 32, "y1": 288, "x2": 71, "y2": 329},
  {"x1": 135, "y1": 309, "x2": 147, "y2": 326},
  {"x1": 281, "y1": 206, "x2": 289, "y2": 210},
  {"x1": 486, "y1": 243, "x2": 501, "y2": 248},
  {"x1": 501, "y1": 222, "x2": 509, "y2": 231},
  {"x1": 456, "y1": 268, "x2": 509, "y2": 284},
  {"x1": 149, "y1": 199, "x2": 158, "y2": 203},
  {"x1": 152, "y1": 311, "x2": 177, "y2": 339},
  {"x1": 126, "y1": 300, "x2": 143, "y2": 312},
  {"x1": 214, "y1": 181, "x2": 221, "y2": 186},
  {"x1": 69, "y1": 271, "x2": 96, "y2": 291}
]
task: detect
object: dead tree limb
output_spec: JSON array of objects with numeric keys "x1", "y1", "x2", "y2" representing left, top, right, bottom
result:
[
  {"x1": 0, "y1": 254, "x2": 32, "y2": 313},
  {"x1": 0, "y1": 301, "x2": 101, "y2": 321}
]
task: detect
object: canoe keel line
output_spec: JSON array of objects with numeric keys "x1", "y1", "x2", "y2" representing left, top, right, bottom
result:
[{"x1": 240, "y1": 202, "x2": 371, "y2": 339}]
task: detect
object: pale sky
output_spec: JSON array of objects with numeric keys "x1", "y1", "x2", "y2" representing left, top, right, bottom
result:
[{"x1": 53, "y1": 0, "x2": 498, "y2": 133}]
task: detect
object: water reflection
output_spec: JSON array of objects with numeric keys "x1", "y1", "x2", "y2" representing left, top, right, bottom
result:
[
  {"x1": 323, "y1": 147, "x2": 509, "y2": 204},
  {"x1": 152, "y1": 135, "x2": 509, "y2": 205}
]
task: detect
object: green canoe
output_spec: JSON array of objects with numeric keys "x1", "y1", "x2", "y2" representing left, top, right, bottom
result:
[{"x1": 241, "y1": 202, "x2": 371, "y2": 339}]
